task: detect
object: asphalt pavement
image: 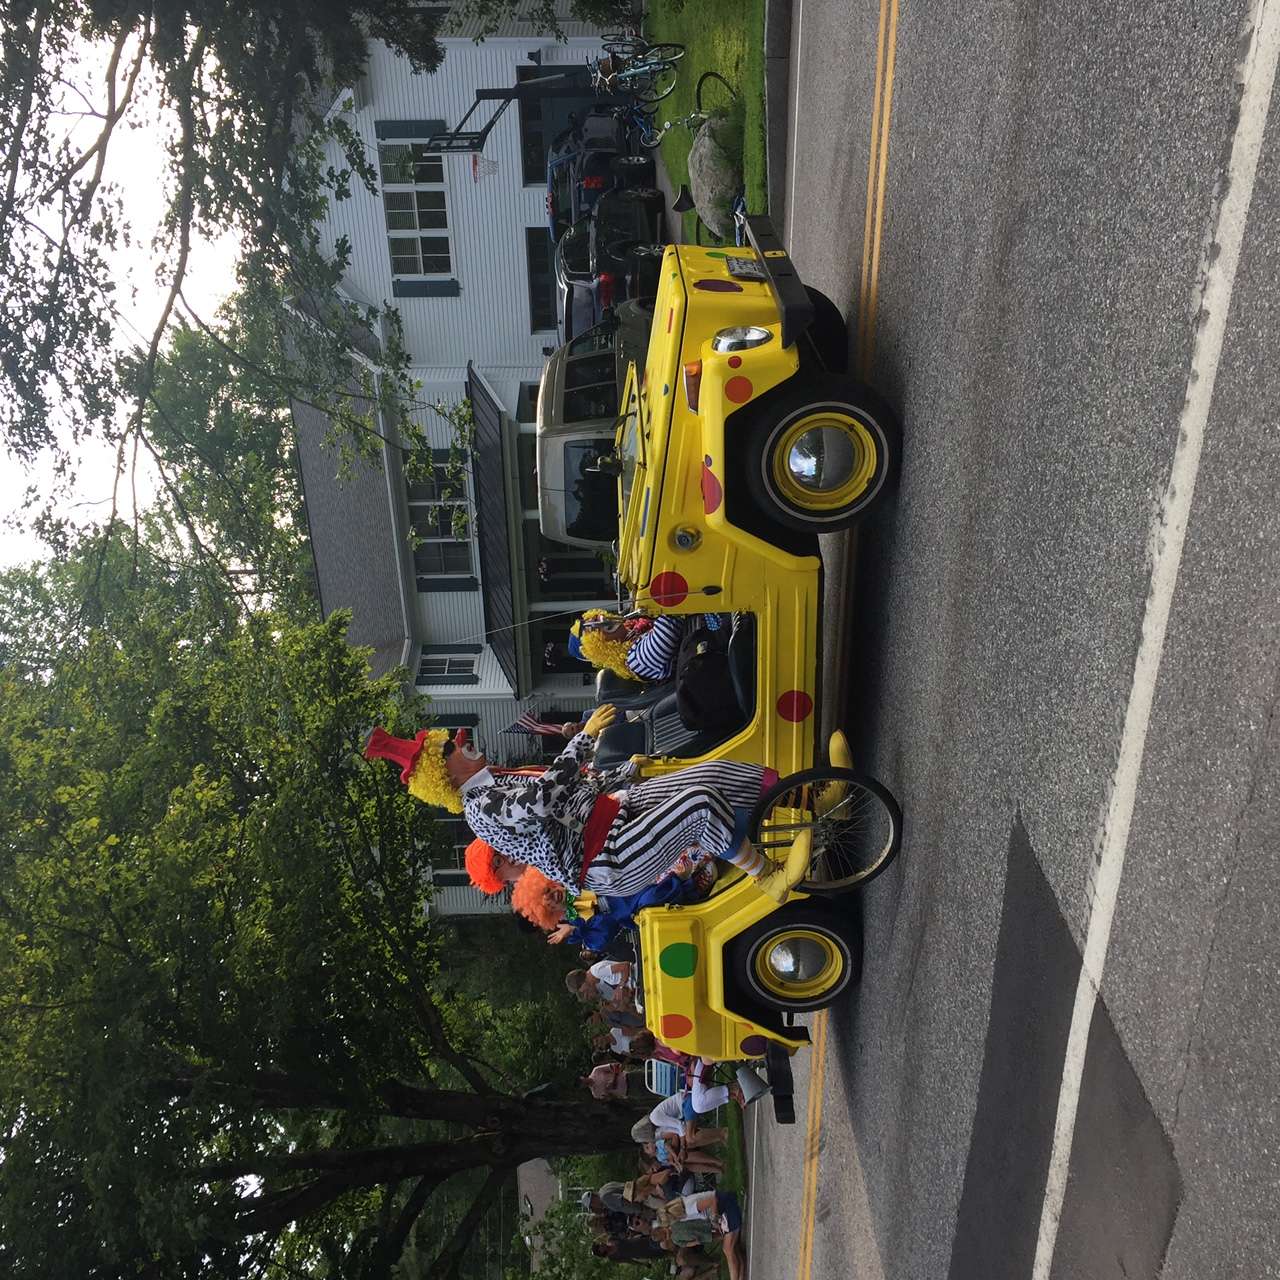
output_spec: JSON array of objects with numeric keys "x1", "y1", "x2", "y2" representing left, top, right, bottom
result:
[{"x1": 743, "y1": 2, "x2": 1280, "y2": 1278}]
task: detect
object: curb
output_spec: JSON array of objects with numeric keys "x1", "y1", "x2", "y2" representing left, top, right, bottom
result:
[{"x1": 763, "y1": 0, "x2": 794, "y2": 227}]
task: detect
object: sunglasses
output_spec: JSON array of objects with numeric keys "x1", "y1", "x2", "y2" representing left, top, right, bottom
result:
[{"x1": 441, "y1": 739, "x2": 457, "y2": 759}]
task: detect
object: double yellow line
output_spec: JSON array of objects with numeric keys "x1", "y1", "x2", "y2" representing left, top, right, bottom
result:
[
  {"x1": 856, "y1": 0, "x2": 902, "y2": 379},
  {"x1": 794, "y1": 1010, "x2": 829, "y2": 1280},
  {"x1": 794, "y1": 4, "x2": 900, "y2": 1274}
]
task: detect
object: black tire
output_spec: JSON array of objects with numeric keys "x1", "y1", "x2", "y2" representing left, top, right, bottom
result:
[
  {"x1": 695, "y1": 70, "x2": 738, "y2": 113},
  {"x1": 603, "y1": 38, "x2": 645, "y2": 59},
  {"x1": 749, "y1": 767, "x2": 903, "y2": 894},
  {"x1": 742, "y1": 374, "x2": 897, "y2": 531},
  {"x1": 730, "y1": 901, "x2": 860, "y2": 1013},
  {"x1": 801, "y1": 286, "x2": 850, "y2": 373},
  {"x1": 611, "y1": 153, "x2": 656, "y2": 184},
  {"x1": 615, "y1": 186, "x2": 665, "y2": 218}
]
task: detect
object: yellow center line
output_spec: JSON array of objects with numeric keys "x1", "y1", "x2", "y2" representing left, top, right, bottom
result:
[
  {"x1": 856, "y1": 0, "x2": 902, "y2": 380},
  {"x1": 795, "y1": 1010, "x2": 829, "y2": 1280}
]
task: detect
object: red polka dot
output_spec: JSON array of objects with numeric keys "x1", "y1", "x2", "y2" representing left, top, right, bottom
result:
[
  {"x1": 724, "y1": 375, "x2": 754, "y2": 403},
  {"x1": 649, "y1": 571, "x2": 689, "y2": 606},
  {"x1": 701, "y1": 459, "x2": 723, "y2": 514},
  {"x1": 661, "y1": 1013, "x2": 693, "y2": 1040},
  {"x1": 727, "y1": 355, "x2": 742, "y2": 368},
  {"x1": 777, "y1": 689, "x2": 814, "y2": 722}
]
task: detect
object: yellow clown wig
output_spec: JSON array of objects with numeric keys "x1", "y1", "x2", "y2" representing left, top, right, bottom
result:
[
  {"x1": 365, "y1": 726, "x2": 463, "y2": 814},
  {"x1": 405, "y1": 729, "x2": 463, "y2": 813},
  {"x1": 572, "y1": 610, "x2": 639, "y2": 682}
]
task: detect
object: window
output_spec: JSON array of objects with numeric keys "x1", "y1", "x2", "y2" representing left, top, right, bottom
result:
[
  {"x1": 563, "y1": 439, "x2": 620, "y2": 543},
  {"x1": 408, "y1": 458, "x2": 474, "y2": 583},
  {"x1": 516, "y1": 381, "x2": 540, "y2": 423},
  {"x1": 525, "y1": 227, "x2": 556, "y2": 332},
  {"x1": 567, "y1": 323, "x2": 615, "y2": 356},
  {"x1": 381, "y1": 143, "x2": 452, "y2": 277},
  {"x1": 564, "y1": 352, "x2": 615, "y2": 390},
  {"x1": 419, "y1": 653, "x2": 477, "y2": 681},
  {"x1": 563, "y1": 384, "x2": 618, "y2": 423},
  {"x1": 411, "y1": 502, "x2": 473, "y2": 576}
]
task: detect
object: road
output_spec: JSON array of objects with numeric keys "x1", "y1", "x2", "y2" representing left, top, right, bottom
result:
[{"x1": 745, "y1": 2, "x2": 1280, "y2": 1279}]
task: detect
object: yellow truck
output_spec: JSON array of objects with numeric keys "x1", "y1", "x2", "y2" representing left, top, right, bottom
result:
[{"x1": 607, "y1": 217, "x2": 904, "y2": 1116}]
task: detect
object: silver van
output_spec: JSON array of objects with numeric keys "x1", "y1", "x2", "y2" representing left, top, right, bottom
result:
[{"x1": 536, "y1": 300, "x2": 651, "y2": 549}]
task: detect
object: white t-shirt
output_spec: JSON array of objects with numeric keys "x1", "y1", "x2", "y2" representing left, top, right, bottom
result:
[
  {"x1": 649, "y1": 1092, "x2": 686, "y2": 1135},
  {"x1": 590, "y1": 959, "x2": 630, "y2": 994},
  {"x1": 609, "y1": 1026, "x2": 636, "y2": 1054}
]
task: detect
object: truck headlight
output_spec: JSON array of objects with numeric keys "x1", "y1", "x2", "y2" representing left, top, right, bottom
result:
[{"x1": 711, "y1": 325, "x2": 773, "y2": 353}]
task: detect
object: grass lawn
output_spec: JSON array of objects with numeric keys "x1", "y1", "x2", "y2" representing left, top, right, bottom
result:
[
  {"x1": 644, "y1": 0, "x2": 769, "y2": 239},
  {"x1": 720, "y1": 1101, "x2": 748, "y2": 1196}
]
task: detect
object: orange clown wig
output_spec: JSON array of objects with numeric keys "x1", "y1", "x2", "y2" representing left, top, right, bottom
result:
[
  {"x1": 510, "y1": 868, "x2": 567, "y2": 929},
  {"x1": 465, "y1": 838, "x2": 507, "y2": 896}
]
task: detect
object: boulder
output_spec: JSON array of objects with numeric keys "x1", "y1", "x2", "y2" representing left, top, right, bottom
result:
[{"x1": 687, "y1": 115, "x2": 742, "y2": 240}]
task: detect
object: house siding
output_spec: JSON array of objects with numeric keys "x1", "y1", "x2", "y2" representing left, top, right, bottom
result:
[{"x1": 318, "y1": 34, "x2": 604, "y2": 370}]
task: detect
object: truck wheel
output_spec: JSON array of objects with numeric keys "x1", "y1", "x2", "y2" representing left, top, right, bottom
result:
[
  {"x1": 744, "y1": 376, "x2": 897, "y2": 532},
  {"x1": 732, "y1": 902, "x2": 859, "y2": 1013},
  {"x1": 612, "y1": 153, "x2": 657, "y2": 184}
]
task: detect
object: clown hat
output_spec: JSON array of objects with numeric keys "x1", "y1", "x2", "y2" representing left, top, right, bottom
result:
[{"x1": 364, "y1": 727, "x2": 429, "y2": 782}]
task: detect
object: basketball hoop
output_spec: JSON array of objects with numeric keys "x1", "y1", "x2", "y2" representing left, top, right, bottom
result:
[{"x1": 471, "y1": 153, "x2": 499, "y2": 182}]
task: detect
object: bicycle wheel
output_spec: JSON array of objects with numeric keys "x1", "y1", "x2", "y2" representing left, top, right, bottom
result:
[
  {"x1": 696, "y1": 70, "x2": 738, "y2": 114},
  {"x1": 749, "y1": 768, "x2": 903, "y2": 893},
  {"x1": 633, "y1": 63, "x2": 678, "y2": 105},
  {"x1": 604, "y1": 38, "x2": 646, "y2": 59},
  {"x1": 637, "y1": 42, "x2": 685, "y2": 64}
]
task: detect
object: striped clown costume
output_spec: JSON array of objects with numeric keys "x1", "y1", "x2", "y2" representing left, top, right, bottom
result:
[{"x1": 364, "y1": 725, "x2": 785, "y2": 900}]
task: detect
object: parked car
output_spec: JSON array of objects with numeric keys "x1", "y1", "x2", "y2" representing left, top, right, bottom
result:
[
  {"x1": 554, "y1": 189, "x2": 666, "y2": 341},
  {"x1": 536, "y1": 300, "x2": 653, "y2": 548},
  {"x1": 545, "y1": 109, "x2": 656, "y2": 243}
]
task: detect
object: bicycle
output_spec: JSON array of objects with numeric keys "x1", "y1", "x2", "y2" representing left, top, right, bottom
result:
[{"x1": 588, "y1": 48, "x2": 682, "y2": 104}]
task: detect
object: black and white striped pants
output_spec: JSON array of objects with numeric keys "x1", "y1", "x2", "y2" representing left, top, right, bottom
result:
[{"x1": 583, "y1": 762, "x2": 769, "y2": 896}]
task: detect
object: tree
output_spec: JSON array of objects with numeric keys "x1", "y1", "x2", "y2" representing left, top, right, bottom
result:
[{"x1": 0, "y1": 579, "x2": 641, "y2": 1279}]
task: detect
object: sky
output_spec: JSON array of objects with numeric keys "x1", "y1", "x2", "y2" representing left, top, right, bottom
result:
[{"x1": 0, "y1": 39, "x2": 239, "y2": 570}]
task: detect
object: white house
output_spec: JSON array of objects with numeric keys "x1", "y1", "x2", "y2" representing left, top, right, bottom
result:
[{"x1": 291, "y1": 7, "x2": 623, "y2": 911}]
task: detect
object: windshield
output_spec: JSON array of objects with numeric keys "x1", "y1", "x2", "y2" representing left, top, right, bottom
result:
[
  {"x1": 618, "y1": 377, "x2": 645, "y2": 510},
  {"x1": 563, "y1": 439, "x2": 619, "y2": 543}
]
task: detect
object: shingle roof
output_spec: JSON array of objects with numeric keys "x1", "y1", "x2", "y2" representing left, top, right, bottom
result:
[
  {"x1": 292, "y1": 394, "x2": 416, "y2": 679},
  {"x1": 466, "y1": 365, "x2": 523, "y2": 694}
]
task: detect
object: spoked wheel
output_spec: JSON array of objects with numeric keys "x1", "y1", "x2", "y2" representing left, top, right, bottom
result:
[
  {"x1": 604, "y1": 38, "x2": 647, "y2": 59},
  {"x1": 632, "y1": 63, "x2": 679, "y2": 104},
  {"x1": 638, "y1": 42, "x2": 685, "y2": 64},
  {"x1": 749, "y1": 767, "x2": 903, "y2": 893}
]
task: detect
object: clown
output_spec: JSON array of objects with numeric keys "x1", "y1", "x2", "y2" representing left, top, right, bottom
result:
[
  {"x1": 364, "y1": 712, "x2": 798, "y2": 903},
  {"x1": 569, "y1": 610, "x2": 694, "y2": 684}
]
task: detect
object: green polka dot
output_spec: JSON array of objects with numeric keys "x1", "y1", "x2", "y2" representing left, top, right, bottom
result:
[
  {"x1": 659, "y1": 942, "x2": 698, "y2": 978},
  {"x1": 706, "y1": 251, "x2": 727, "y2": 259}
]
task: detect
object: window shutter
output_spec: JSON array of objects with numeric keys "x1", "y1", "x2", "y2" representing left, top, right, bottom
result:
[
  {"x1": 417, "y1": 575, "x2": 479, "y2": 592},
  {"x1": 375, "y1": 119, "x2": 447, "y2": 140},
  {"x1": 421, "y1": 644, "x2": 483, "y2": 654},
  {"x1": 393, "y1": 279, "x2": 461, "y2": 298},
  {"x1": 418, "y1": 674, "x2": 480, "y2": 686}
]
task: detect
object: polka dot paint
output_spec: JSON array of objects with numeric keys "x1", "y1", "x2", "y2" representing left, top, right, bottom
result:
[
  {"x1": 659, "y1": 942, "x2": 698, "y2": 978},
  {"x1": 740, "y1": 1034, "x2": 768, "y2": 1057},
  {"x1": 649, "y1": 571, "x2": 689, "y2": 606},
  {"x1": 693, "y1": 279, "x2": 743, "y2": 293},
  {"x1": 701, "y1": 456, "x2": 723, "y2": 515},
  {"x1": 727, "y1": 355, "x2": 742, "y2": 368},
  {"x1": 661, "y1": 1013, "x2": 693, "y2": 1040},
  {"x1": 777, "y1": 689, "x2": 814, "y2": 722},
  {"x1": 724, "y1": 376, "x2": 754, "y2": 404}
]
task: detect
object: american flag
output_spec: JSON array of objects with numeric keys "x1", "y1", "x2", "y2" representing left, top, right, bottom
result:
[{"x1": 506, "y1": 709, "x2": 565, "y2": 737}]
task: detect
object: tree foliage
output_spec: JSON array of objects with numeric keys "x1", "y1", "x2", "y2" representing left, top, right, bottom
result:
[{"x1": 0, "y1": 564, "x2": 636, "y2": 1279}]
